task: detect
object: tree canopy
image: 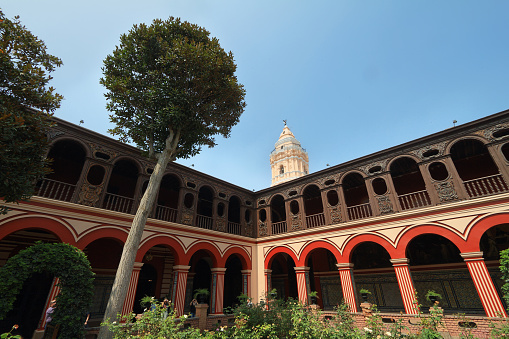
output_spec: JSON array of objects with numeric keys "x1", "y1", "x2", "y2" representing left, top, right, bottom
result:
[
  {"x1": 0, "y1": 10, "x2": 63, "y2": 213},
  {"x1": 100, "y1": 16, "x2": 246, "y2": 161}
]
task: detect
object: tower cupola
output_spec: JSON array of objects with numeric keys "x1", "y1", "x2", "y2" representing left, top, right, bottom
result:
[{"x1": 270, "y1": 122, "x2": 309, "y2": 186}]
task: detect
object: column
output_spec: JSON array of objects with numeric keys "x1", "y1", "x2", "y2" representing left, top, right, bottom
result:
[
  {"x1": 336, "y1": 263, "x2": 358, "y2": 313},
  {"x1": 171, "y1": 265, "x2": 190, "y2": 316},
  {"x1": 36, "y1": 277, "x2": 61, "y2": 331},
  {"x1": 210, "y1": 267, "x2": 227, "y2": 314},
  {"x1": 487, "y1": 144, "x2": 509, "y2": 184},
  {"x1": 121, "y1": 262, "x2": 144, "y2": 317},
  {"x1": 241, "y1": 269, "x2": 252, "y2": 297},
  {"x1": 264, "y1": 269, "x2": 272, "y2": 296},
  {"x1": 391, "y1": 258, "x2": 418, "y2": 315},
  {"x1": 294, "y1": 266, "x2": 310, "y2": 304},
  {"x1": 461, "y1": 252, "x2": 507, "y2": 317}
]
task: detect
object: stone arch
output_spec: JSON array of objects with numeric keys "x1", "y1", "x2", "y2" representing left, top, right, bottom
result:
[
  {"x1": 219, "y1": 246, "x2": 251, "y2": 269},
  {"x1": 342, "y1": 233, "x2": 396, "y2": 262},
  {"x1": 0, "y1": 242, "x2": 94, "y2": 339},
  {"x1": 76, "y1": 227, "x2": 128, "y2": 249},
  {"x1": 445, "y1": 135, "x2": 490, "y2": 154},
  {"x1": 184, "y1": 241, "x2": 221, "y2": 267},
  {"x1": 136, "y1": 235, "x2": 186, "y2": 264},
  {"x1": 47, "y1": 136, "x2": 91, "y2": 158},
  {"x1": 338, "y1": 169, "x2": 368, "y2": 184},
  {"x1": 299, "y1": 240, "x2": 342, "y2": 266},
  {"x1": 264, "y1": 246, "x2": 299, "y2": 269},
  {"x1": 0, "y1": 216, "x2": 76, "y2": 244},
  {"x1": 466, "y1": 213, "x2": 509, "y2": 252},
  {"x1": 386, "y1": 154, "x2": 422, "y2": 169},
  {"x1": 394, "y1": 224, "x2": 468, "y2": 258}
]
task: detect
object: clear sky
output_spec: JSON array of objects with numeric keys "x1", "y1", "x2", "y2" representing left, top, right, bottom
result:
[{"x1": 3, "y1": 1, "x2": 508, "y2": 191}]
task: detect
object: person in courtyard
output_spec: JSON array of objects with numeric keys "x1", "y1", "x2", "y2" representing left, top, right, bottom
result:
[
  {"x1": 44, "y1": 300, "x2": 56, "y2": 328},
  {"x1": 190, "y1": 299, "x2": 198, "y2": 317}
]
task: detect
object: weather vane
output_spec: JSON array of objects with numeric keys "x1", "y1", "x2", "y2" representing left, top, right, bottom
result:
[{"x1": 283, "y1": 119, "x2": 287, "y2": 126}]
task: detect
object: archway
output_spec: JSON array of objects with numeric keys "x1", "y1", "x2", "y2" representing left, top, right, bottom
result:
[
  {"x1": 270, "y1": 253, "x2": 298, "y2": 300},
  {"x1": 223, "y1": 255, "x2": 243, "y2": 309},
  {"x1": 304, "y1": 247, "x2": 340, "y2": 310}
]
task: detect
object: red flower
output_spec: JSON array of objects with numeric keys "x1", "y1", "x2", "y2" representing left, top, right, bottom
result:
[{"x1": 13, "y1": 324, "x2": 19, "y2": 329}]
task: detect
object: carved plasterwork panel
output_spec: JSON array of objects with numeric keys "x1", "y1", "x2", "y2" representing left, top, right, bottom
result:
[
  {"x1": 359, "y1": 159, "x2": 388, "y2": 176},
  {"x1": 290, "y1": 213, "x2": 302, "y2": 231},
  {"x1": 434, "y1": 180, "x2": 459, "y2": 202},
  {"x1": 413, "y1": 142, "x2": 447, "y2": 160},
  {"x1": 245, "y1": 221, "x2": 253, "y2": 237},
  {"x1": 216, "y1": 218, "x2": 226, "y2": 232},
  {"x1": 328, "y1": 205, "x2": 342, "y2": 224},
  {"x1": 376, "y1": 195, "x2": 393, "y2": 215},
  {"x1": 258, "y1": 196, "x2": 269, "y2": 207},
  {"x1": 284, "y1": 185, "x2": 303, "y2": 199},
  {"x1": 89, "y1": 143, "x2": 118, "y2": 161},
  {"x1": 317, "y1": 174, "x2": 340, "y2": 188},
  {"x1": 478, "y1": 122, "x2": 509, "y2": 142},
  {"x1": 47, "y1": 130, "x2": 65, "y2": 140},
  {"x1": 259, "y1": 221, "x2": 268, "y2": 236},
  {"x1": 181, "y1": 209, "x2": 194, "y2": 226},
  {"x1": 78, "y1": 182, "x2": 103, "y2": 207}
]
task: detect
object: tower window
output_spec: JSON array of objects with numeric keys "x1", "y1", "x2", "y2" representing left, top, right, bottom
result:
[
  {"x1": 280, "y1": 166, "x2": 284, "y2": 174},
  {"x1": 281, "y1": 146, "x2": 283, "y2": 149}
]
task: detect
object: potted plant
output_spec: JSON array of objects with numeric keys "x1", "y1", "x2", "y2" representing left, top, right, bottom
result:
[
  {"x1": 425, "y1": 290, "x2": 442, "y2": 304},
  {"x1": 309, "y1": 291, "x2": 319, "y2": 305},
  {"x1": 193, "y1": 288, "x2": 210, "y2": 304},
  {"x1": 359, "y1": 288, "x2": 371, "y2": 302}
]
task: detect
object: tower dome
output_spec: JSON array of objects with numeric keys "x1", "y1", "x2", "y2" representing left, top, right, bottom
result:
[{"x1": 270, "y1": 123, "x2": 309, "y2": 186}]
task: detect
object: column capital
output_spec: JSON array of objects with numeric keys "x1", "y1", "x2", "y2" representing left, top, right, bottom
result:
[
  {"x1": 211, "y1": 267, "x2": 227, "y2": 273},
  {"x1": 294, "y1": 266, "x2": 310, "y2": 273},
  {"x1": 336, "y1": 263, "x2": 354, "y2": 270},
  {"x1": 133, "y1": 262, "x2": 145, "y2": 270},
  {"x1": 460, "y1": 251, "x2": 484, "y2": 261},
  {"x1": 241, "y1": 269, "x2": 252, "y2": 274},
  {"x1": 390, "y1": 258, "x2": 409, "y2": 266},
  {"x1": 173, "y1": 265, "x2": 191, "y2": 271},
  {"x1": 264, "y1": 269, "x2": 272, "y2": 274}
]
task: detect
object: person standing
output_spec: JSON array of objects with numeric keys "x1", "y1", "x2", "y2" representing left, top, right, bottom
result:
[{"x1": 44, "y1": 300, "x2": 56, "y2": 328}]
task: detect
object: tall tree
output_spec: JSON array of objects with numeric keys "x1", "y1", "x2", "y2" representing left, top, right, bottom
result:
[
  {"x1": 98, "y1": 17, "x2": 245, "y2": 337},
  {"x1": 0, "y1": 10, "x2": 63, "y2": 214}
]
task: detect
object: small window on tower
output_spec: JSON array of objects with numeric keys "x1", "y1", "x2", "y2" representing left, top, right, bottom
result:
[
  {"x1": 280, "y1": 166, "x2": 284, "y2": 174},
  {"x1": 281, "y1": 146, "x2": 283, "y2": 149}
]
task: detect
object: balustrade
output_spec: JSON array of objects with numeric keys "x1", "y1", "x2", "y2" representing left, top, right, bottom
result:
[
  {"x1": 271, "y1": 221, "x2": 287, "y2": 234},
  {"x1": 398, "y1": 190, "x2": 432, "y2": 210},
  {"x1": 227, "y1": 221, "x2": 241, "y2": 235},
  {"x1": 103, "y1": 193, "x2": 134, "y2": 214},
  {"x1": 347, "y1": 203, "x2": 372, "y2": 220},
  {"x1": 196, "y1": 214, "x2": 213, "y2": 230},
  {"x1": 36, "y1": 178, "x2": 75, "y2": 202},
  {"x1": 305, "y1": 213, "x2": 326, "y2": 228},
  {"x1": 464, "y1": 174, "x2": 509, "y2": 198},
  {"x1": 154, "y1": 205, "x2": 178, "y2": 223}
]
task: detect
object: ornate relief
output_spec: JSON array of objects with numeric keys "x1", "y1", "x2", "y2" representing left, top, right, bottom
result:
[
  {"x1": 328, "y1": 205, "x2": 342, "y2": 224},
  {"x1": 245, "y1": 221, "x2": 253, "y2": 237},
  {"x1": 480, "y1": 123, "x2": 509, "y2": 141},
  {"x1": 290, "y1": 213, "x2": 302, "y2": 231},
  {"x1": 47, "y1": 130, "x2": 65, "y2": 140},
  {"x1": 376, "y1": 195, "x2": 393, "y2": 214},
  {"x1": 258, "y1": 221, "x2": 267, "y2": 236},
  {"x1": 89, "y1": 143, "x2": 118, "y2": 161},
  {"x1": 359, "y1": 159, "x2": 388, "y2": 176},
  {"x1": 181, "y1": 209, "x2": 194, "y2": 225},
  {"x1": 317, "y1": 174, "x2": 340, "y2": 188},
  {"x1": 434, "y1": 180, "x2": 459, "y2": 202},
  {"x1": 258, "y1": 197, "x2": 269, "y2": 206},
  {"x1": 284, "y1": 185, "x2": 303, "y2": 199},
  {"x1": 216, "y1": 218, "x2": 226, "y2": 232},
  {"x1": 78, "y1": 182, "x2": 103, "y2": 207},
  {"x1": 413, "y1": 142, "x2": 447, "y2": 160}
]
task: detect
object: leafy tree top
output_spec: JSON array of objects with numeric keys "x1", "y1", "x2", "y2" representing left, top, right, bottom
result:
[
  {"x1": 100, "y1": 17, "x2": 246, "y2": 160},
  {"x1": 0, "y1": 10, "x2": 63, "y2": 213}
]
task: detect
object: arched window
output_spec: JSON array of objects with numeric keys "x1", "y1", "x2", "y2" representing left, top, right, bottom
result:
[{"x1": 280, "y1": 166, "x2": 284, "y2": 174}]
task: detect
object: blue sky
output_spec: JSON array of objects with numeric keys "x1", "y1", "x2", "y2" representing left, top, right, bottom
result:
[{"x1": 3, "y1": 1, "x2": 508, "y2": 191}]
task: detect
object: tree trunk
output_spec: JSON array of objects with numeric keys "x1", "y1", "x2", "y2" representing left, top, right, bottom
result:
[{"x1": 98, "y1": 133, "x2": 177, "y2": 339}]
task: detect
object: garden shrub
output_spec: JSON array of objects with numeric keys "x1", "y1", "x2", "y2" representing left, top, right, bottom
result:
[{"x1": 0, "y1": 242, "x2": 94, "y2": 339}]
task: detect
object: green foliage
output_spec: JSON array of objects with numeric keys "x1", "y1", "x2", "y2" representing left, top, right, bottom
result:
[
  {"x1": 359, "y1": 288, "x2": 371, "y2": 295},
  {"x1": 1, "y1": 325, "x2": 21, "y2": 339},
  {"x1": 193, "y1": 288, "x2": 210, "y2": 300},
  {"x1": 0, "y1": 242, "x2": 94, "y2": 339},
  {"x1": 100, "y1": 16, "x2": 246, "y2": 160},
  {"x1": 500, "y1": 248, "x2": 509, "y2": 306},
  {"x1": 0, "y1": 10, "x2": 62, "y2": 213}
]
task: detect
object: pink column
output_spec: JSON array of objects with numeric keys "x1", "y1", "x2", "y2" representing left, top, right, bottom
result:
[
  {"x1": 336, "y1": 263, "x2": 358, "y2": 312},
  {"x1": 171, "y1": 265, "x2": 190, "y2": 316},
  {"x1": 391, "y1": 258, "x2": 418, "y2": 315},
  {"x1": 241, "y1": 269, "x2": 252, "y2": 297},
  {"x1": 265, "y1": 269, "x2": 272, "y2": 295},
  {"x1": 37, "y1": 277, "x2": 61, "y2": 330},
  {"x1": 210, "y1": 268, "x2": 227, "y2": 314},
  {"x1": 294, "y1": 266, "x2": 310, "y2": 304},
  {"x1": 121, "y1": 262, "x2": 144, "y2": 317},
  {"x1": 461, "y1": 252, "x2": 507, "y2": 318}
]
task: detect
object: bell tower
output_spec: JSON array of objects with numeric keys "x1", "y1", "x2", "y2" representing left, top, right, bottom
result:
[{"x1": 270, "y1": 121, "x2": 309, "y2": 186}]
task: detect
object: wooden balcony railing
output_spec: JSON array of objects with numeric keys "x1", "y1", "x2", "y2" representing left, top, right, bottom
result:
[
  {"x1": 398, "y1": 190, "x2": 432, "y2": 210},
  {"x1": 154, "y1": 205, "x2": 178, "y2": 223},
  {"x1": 347, "y1": 202, "x2": 372, "y2": 221},
  {"x1": 272, "y1": 221, "x2": 287, "y2": 235},
  {"x1": 464, "y1": 174, "x2": 509, "y2": 198},
  {"x1": 103, "y1": 193, "x2": 134, "y2": 214},
  {"x1": 196, "y1": 214, "x2": 213, "y2": 230},
  {"x1": 36, "y1": 178, "x2": 75, "y2": 202},
  {"x1": 306, "y1": 212, "x2": 326, "y2": 228},
  {"x1": 227, "y1": 221, "x2": 241, "y2": 235}
]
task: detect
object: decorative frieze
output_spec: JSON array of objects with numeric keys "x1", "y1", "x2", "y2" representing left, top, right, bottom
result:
[
  {"x1": 376, "y1": 195, "x2": 393, "y2": 214},
  {"x1": 290, "y1": 213, "x2": 302, "y2": 231},
  {"x1": 359, "y1": 159, "x2": 388, "y2": 176},
  {"x1": 216, "y1": 218, "x2": 226, "y2": 232},
  {"x1": 412, "y1": 142, "x2": 447, "y2": 160},
  {"x1": 479, "y1": 122, "x2": 509, "y2": 142},
  {"x1": 258, "y1": 221, "x2": 267, "y2": 236},
  {"x1": 181, "y1": 209, "x2": 194, "y2": 226},
  {"x1": 434, "y1": 180, "x2": 459, "y2": 202},
  {"x1": 78, "y1": 182, "x2": 103, "y2": 207},
  {"x1": 328, "y1": 204, "x2": 342, "y2": 223}
]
